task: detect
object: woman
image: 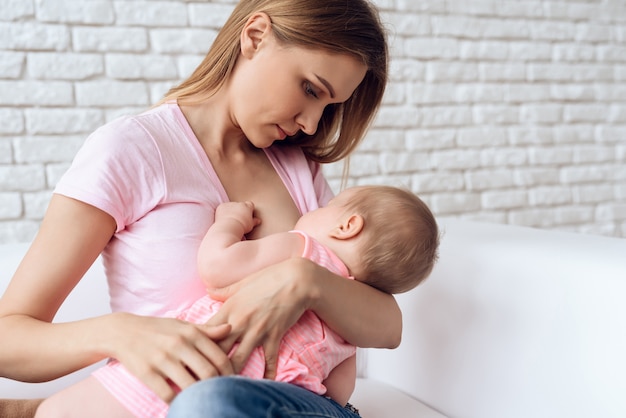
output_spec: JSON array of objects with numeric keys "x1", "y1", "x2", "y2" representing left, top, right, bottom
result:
[{"x1": 0, "y1": 0, "x2": 400, "y2": 416}]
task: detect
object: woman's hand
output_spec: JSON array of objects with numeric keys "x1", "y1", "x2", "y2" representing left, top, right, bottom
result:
[
  {"x1": 205, "y1": 258, "x2": 316, "y2": 379},
  {"x1": 108, "y1": 313, "x2": 234, "y2": 403}
]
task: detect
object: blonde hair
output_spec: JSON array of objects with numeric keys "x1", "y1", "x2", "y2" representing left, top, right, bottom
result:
[
  {"x1": 345, "y1": 186, "x2": 440, "y2": 294},
  {"x1": 160, "y1": 0, "x2": 388, "y2": 164}
]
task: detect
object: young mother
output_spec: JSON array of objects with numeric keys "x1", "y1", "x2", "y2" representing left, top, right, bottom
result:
[{"x1": 0, "y1": 0, "x2": 399, "y2": 416}]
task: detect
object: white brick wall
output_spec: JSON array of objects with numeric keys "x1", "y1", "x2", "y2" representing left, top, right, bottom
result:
[{"x1": 1, "y1": 0, "x2": 625, "y2": 243}]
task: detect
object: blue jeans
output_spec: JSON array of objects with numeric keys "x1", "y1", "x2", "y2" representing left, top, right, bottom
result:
[{"x1": 167, "y1": 376, "x2": 361, "y2": 418}]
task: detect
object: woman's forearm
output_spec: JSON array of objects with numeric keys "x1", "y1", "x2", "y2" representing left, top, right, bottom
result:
[
  {"x1": 0, "y1": 313, "x2": 117, "y2": 382},
  {"x1": 306, "y1": 260, "x2": 402, "y2": 348}
]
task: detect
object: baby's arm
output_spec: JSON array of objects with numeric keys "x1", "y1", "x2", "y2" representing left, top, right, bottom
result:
[{"x1": 198, "y1": 201, "x2": 303, "y2": 288}]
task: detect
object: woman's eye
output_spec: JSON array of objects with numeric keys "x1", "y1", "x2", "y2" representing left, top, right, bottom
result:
[{"x1": 305, "y1": 82, "x2": 319, "y2": 99}]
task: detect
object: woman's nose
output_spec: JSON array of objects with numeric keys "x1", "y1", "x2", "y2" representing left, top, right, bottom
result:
[{"x1": 296, "y1": 106, "x2": 322, "y2": 136}]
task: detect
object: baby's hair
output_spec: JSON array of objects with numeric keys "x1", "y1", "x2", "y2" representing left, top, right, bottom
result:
[
  {"x1": 160, "y1": 0, "x2": 388, "y2": 165},
  {"x1": 345, "y1": 186, "x2": 440, "y2": 294}
]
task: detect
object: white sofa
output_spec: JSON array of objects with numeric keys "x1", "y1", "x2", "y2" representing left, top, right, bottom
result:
[{"x1": 1, "y1": 220, "x2": 625, "y2": 418}]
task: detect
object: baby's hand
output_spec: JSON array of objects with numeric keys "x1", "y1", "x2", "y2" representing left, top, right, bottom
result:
[{"x1": 215, "y1": 201, "x2": 261, "y2": 233}]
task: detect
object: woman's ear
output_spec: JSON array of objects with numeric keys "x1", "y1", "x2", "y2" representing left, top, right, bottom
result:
[
  {"x1": 331, "y1": 214, "x2": 364, "y2": 240},
  {"x1": 240, "y1": 12, "x2": 272, "y2": 59}
]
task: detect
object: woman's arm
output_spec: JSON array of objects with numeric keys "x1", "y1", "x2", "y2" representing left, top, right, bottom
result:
[
  {"x1": 0, "y1": 195, "x2": 233, "y2": 402},
  {"x1": 206, "y1": 257, "x2": 402, "y2": 376}
]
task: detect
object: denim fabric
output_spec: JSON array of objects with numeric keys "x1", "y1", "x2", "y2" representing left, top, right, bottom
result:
[{"x1": 167, "y1": 376, "x2": 361, "y2": 418}]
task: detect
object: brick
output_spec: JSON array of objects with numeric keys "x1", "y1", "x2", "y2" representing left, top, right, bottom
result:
[
  {"x1": 482, "y1": 148, "x2": 529, "y2": 167},
  {"x1": 595, "y1": 126, "x2": 626, "y2": 144},
  {"x1": 0, "y1": 192, "x2": 21, "y2": 218},
  {"x1": 560, "y1": 165, "x2": 611, "y2": 184},
  {"x1": 0, "y1": 220, "x2": 39, "y2": 243},
  {"x1": 344, "y1": 153, "x2": 379, "y2": 177},
  {"x1": 430, "y1": 192, "x2": 481, "y2": 214},
  {"x1": 0, "y1": 0, "x2": 34, "y2": 20},
  {"x1": 530, "y1": 21, "x2": 575, "y2": 42},
  {"x1": 150, "y1": 28, "x2": 218, "y2": 54},
  {"x1": 479, "y1": 63, "x2": 526, "y2": 82},
  {"x1": 427, "y1": 62, "x2": 478, "y2": 82},
  {"x1": 24, "y1": 108, "x2": 103, "y2": 135},
  {"x1": 114, "y1": 1, "x2": 187, "y2": 27},
  {"x1": 0, "y1": 108, "x2": 24, "y2": 134},
  {"x1": 513, "y1": 167, "x2": 559, "y2": 186},
  {"x1": 528, "y1": 146, "x2": 574, "y2": 166},
  {"x1": 431, "y1": 16, "x2": 485, "y2": 39},
  {"x1": 405, "y1": 128, "x2": 456, "y2": 151},
  {"x1": 380, "y1": 151, "x2": 430, "y2": 174},
  {"x1": 382, "y1": 82, "x2": 406, "y2": 105},
  {"x1": 508, "y1": 127, "x2": 554, "y2": 145},
  {"x1": 0, "y1": 138, "x2": 12, "y2": 163},
  {"x1": 528, "y1": 186, "x2": 573, "y2": 206},
  {"x1": 472, "y1": 104, "x2": 519, "y2": 125},
  {"x1": 13, "y1": 136, "x2": 85, "y2": 164},
  {"x1": 389, "y1": 59, "x2": 426, "y2": 82},
  {"x1": 46, "y1": 163, "x2": 71, "y2": 188},
  {"x1": 457, "y1": 127, "x2": 507, "y2": 148},
  {"x1": 23, "y1": 190, "x2": 51, "y2": 219},
  {"x1": 149, "y1": 82, "x2": 176, "y2": 105},
  {"x1": 35, "y1": 0, "x2": 114, "y2": 24},
  {"x1": 0, "y1": 22, "x2": 69, "y2": 50},
  {"x1": 421, "y1": 105, "x2": 472, "y2": 127},
  {"x1": 0, "y1": 81, "x2": 73, "y2": 106},
  {"x1": 106, "y1": 54, "x2": 177, "y2": 80},
  {"x1": 411, "y1": 172, "x2": 464, "y2": 193},
  {"x1": 550, "y1": 84, "x2": 595, "y2": 101},
  {"x1": 447, "y1": 1, "x2": 495, "y2": 16},
  {"x1": 0, "y1": 165, "x2": 45, "y2": 191},
  {"x1": 189, "y1": 3, "x2": 235, "y2": 28},
  {"x1": 372, "y1": 106, "x2": 421, "y2": 128},
  {"x1": 465, "y1": 169, "x2": 514, "y2": 191},
  {"x1": 508, "y1": 41, "x2": 552, "y2": 61},
  {"x1": 384, "y1": 12, "x2": 431, "y2": 37},
  {"x1": 27, "y1": 52, "x2": 103, "y2": 80},
  {"x1": 520, "y1": 104, "x2": 563, "y2": 124},
  {"x1": 553, "y1": 208, "x2": 595, "y2": 227},
  {"x1": 456, "y1": 83, "x2": 506, "y2": 103},
  {"x1": 360, "y1": 129, "x2": 405, "y2": 152},
  {"x1": 177, "y1": 54, "x2": 205, "y2": 79},
  {"x1": 395, "y1": 0, "x2": 446, "y2": 13},
  {"x1": 73, "y1": 27, "x2": 148, "y2": 52},
  {"x1": 430, "y1": 149, "x2": 482, "y2": 170},
  {"x1": 564, "y1": 104, "x2": 609, "y2": 123},
  {"x1": 573, "y1": 184, "x2": 615, "y2": 204},
  {"x1": 554, "y1": 125, "x2": 594, "y2": 144},
  {"x1": 460, "y1": 40, "x2": 508, "y2": 61},
  {"x1": 0, "y1": 51, "x2": 24, "y2": 77},
  {"x1": 506, "y1": 84, "x2": 551, "y2": 103},
  {"x1": 405, "y1": 38, "x2": 459, "y2": 59},
  {"x1": 75, "y1": 80, "x2": 149, "y2": 107},
  {"x1": 573, "y1": 145, "x2": 616, "y2": 164},
  {"x1": 481, "y1": 190, "x2": 527, "y2": 209},
  {"x1": 408, "y1": 83, "x2": 456, "y2": 105},
  {"x1": 552, "y1": 44, "x2": 596, "y2": 62},
  {"x1": 495, "y1": 2, "x2": 543, "y2": 18},
  {"x1": 508, "y1": 208, "x2": 558, "y2": 228},
  {"x1": 596, "y1": 203, "x2": 626, "y2": 221}
]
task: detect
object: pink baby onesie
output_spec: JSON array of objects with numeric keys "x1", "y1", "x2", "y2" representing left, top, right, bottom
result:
[{"x1": 93, "y1": 230, "x2": 356, "y2": 418}]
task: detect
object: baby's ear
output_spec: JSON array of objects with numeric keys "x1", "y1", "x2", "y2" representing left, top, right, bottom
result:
[{"x1": 331, "y1": 214, "x2": 364, "y2": 240}]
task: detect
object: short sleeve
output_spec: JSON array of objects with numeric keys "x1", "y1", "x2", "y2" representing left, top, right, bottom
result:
[{"x1": 54, "y1": 116, "x2": 165, "y2": 232}]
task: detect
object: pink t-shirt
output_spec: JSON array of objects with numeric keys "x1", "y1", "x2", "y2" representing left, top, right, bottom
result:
[{"x1": 54, "y1": 102, "x2": 334, "y2": 316}]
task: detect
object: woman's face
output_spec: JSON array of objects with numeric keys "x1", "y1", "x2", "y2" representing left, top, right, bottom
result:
[{"x1": 229, "y1": 29, "x2": 367, "y2": 148}]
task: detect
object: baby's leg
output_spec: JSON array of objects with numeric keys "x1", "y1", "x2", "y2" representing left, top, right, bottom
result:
[{"x1": 35, "y1": 376, "x2": 134, "y2": 418}]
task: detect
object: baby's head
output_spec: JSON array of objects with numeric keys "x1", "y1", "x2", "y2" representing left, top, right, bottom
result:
[{"x1": 332, "y1": 186, "x2": 439, "y2": 294}]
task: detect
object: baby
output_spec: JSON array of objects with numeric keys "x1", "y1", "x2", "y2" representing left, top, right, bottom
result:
[{"x1": 36, "y1": 185, "x2": 439, "y2": 418}]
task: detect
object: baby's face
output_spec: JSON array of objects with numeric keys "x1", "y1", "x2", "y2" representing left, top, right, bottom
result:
[{"x1": 294, "y1": 188, "x2": 358, "y2": 235}]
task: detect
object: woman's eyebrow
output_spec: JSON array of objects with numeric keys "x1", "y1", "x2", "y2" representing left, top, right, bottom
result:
[{"x1": 314, "y1": 74, "x2": 335, "y2": 99}]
